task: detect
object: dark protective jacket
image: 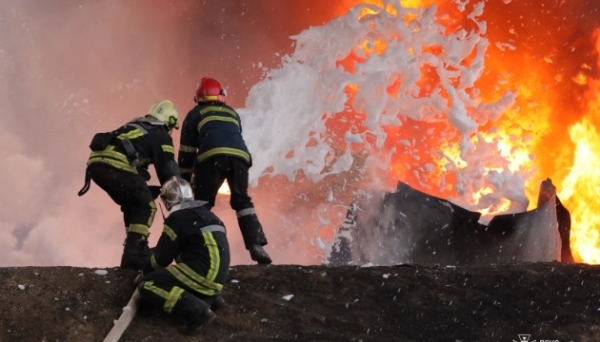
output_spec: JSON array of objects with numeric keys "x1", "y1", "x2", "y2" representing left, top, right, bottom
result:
[
  {"x1": 146, "y1": 200, "x2": 230, "y2": 297},
  {"x1": 178, "y1": 102, "x2": 251, "y2": 180},
  {"x1": 87, "y1": 116, "x2": 179, "y2": 185}
]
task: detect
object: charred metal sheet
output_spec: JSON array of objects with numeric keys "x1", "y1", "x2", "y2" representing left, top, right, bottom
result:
[{"x1": 327, "y1": 179, "x2": 571, "y2": 266}]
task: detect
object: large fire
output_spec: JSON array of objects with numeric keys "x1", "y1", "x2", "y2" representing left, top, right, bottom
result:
[{"x1": 310, "y1": 0, "x2": 600, "y2": 264}]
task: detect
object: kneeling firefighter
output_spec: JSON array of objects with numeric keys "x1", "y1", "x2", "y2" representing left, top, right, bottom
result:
[
  {"x1": 78, "y1": 100, "x2": 180, "y2": 270},
  {"x1": 137, "y1": 176, "x2": 230, "y2": 336}
]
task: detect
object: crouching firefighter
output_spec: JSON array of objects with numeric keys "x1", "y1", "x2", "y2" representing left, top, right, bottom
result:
[
  {"x1": 77, "y1": 100, "x2": 181, "y2": 270},
  {"x1": 137, "y1": 176, "x2": 230, "y2": 336}
]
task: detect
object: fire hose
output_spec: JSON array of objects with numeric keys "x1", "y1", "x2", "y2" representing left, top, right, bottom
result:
[{"x1": 102, "y1": 288, "x2": 142, "y2": 342}]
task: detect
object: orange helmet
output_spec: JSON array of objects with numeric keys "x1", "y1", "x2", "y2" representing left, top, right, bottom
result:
[{"x1": 194, "y1": 77, "x2": 226, "y2": 103}]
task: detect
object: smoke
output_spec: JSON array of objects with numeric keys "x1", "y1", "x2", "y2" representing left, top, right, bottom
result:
[{"x1": 0, "y1": 0, "x2": 341, "y2": 267}]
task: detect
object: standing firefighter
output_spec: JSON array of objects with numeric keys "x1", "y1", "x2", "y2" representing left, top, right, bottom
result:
[
  {"x1": 178, "y1": 77, "x2": 272, "y2": 264},
  {"x1": 138, "y1": 176, "x2": 229, "y2": 336},
  {"x1": 78, "y1": 100, "x2": 180, "y2": 270}
]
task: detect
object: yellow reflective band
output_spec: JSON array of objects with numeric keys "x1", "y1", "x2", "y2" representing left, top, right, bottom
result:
[
  {"x1": 143, "y1": 280, "x2": 169, "y2": 299},
  {"x1": 89, "y1": 149, "x2": 129, "y2": 164},
  {"x1": 127, "y1": 224, "x2": 150, "y2": 237},
  {"x1": 87, "y1": 158, "x2": 136, "y2": 174},
  {"x1": 151, "y1": 254, "x2": 161, "y2": 270},
  {"x1": 197, "y1": 116, "x2": 239, "y2": 133},
  {"x1": 175, "y1": 263, "x2": 222, "y2": 291},
  {"x1": 197, "y1": 147, "x2": 250, "y2": 163},
  {"x1": 117, "y1": 128, "x2": 144, "y2": 140},
  {"x1": 203, "y1": 232, "x2": 220, "y2": 283},
  {"x1": 180, "y1": 167, "x2": 193, "y2": 174},
  {"x1": 180, "y1": 145, "x2": 196, "y2": 153},
  {"x1": 166, "y1": 262, "x2": 223, "y2": 297},
  {"x1": 87, "y1": 148, "x2": 137, "y2": 173},
  {"x1": 163, "y1": 225, "x2": 177, "y2": 241},
  {"x1": 199, "y1": 105, "x2": 237, "y2": 118},
  {"x1": 166, "y1": 266, "x2": 217, "y2": 296},
  {"x1": 161, "y1": 145, "x2": 174, "y2": 154},
  {"x1": 164, "y1": 286, "x2": 185, "y2": 314},
  {"x1": 146, "y1": 201, "x2": 157, "y2": 227}
]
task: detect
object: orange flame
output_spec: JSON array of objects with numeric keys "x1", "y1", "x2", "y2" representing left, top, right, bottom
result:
[
  {"x1": 325, "y1": 1, "x2": 600, "y2": 263},
  {"x1": 218, "y1": 182, "x2": 231, "y2": 196},
  {"x1": 558, "y1": 30, "x2": 600, "y2": 264}
]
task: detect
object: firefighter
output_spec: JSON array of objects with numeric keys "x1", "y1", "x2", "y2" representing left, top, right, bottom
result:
[
  {"x1": 77, "y1": 99, "x2": 180, "y2": 270},
  {"x1": 178, "y1": 77, "x2": 272, "y2": 265},
  {"x1": 138, "y1": 176, "x2": 229, "y2": 336}
]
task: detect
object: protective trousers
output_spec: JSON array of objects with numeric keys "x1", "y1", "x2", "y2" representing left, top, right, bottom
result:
[
  {"x1": 138, "y1": 269, "x2": 221, "y2": 335},
  {"x1": 87, "y1": 163, "x2": 157, "y2": 238},
  {"x1": 192, "y1": 156, "x2": 268, "y2": 249},
  {"x1": 138, "y1": 268, "x2": 222, "y2": 315}
]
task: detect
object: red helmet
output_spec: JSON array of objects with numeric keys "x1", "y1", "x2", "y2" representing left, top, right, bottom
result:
[{"x1": 195, "y1": 77, "x2": 226, "y2": 103}]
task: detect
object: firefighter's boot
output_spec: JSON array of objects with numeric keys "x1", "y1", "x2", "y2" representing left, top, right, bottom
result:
[
  {"x1": 237, "y1": 212, "x2": 272, "y2": 265},
  {"x1": 211, "y1": 294, "x2": 226, "y2": 313},
  {"x1": 120, "y1": 233, "x2": 150, "y2": 270},
  {"x1": 173, "y1": 292, "x2": 216, "y2": 336},
  {"x1": 249, "y1": 245, "x2": 272, "y2": 265}
]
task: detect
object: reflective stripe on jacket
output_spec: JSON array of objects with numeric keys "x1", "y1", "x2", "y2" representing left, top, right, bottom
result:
[
  {"x1": 178, "y1": 103, "x2": 251, "y2": 178},
  {"x1": 147, "y1": 200, "x2": 231, "y2": 297}
]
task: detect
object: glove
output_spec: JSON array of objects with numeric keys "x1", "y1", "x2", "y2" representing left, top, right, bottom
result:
[
  {"x1": 137, "y1": 167, "x2": 151, "y2": 181},
  {"x1": 132, "y1": 270, "x2": 144, "y2": 288},
  {"x1": 149, "y1": 185, "x2": 161, "y2": 199}
]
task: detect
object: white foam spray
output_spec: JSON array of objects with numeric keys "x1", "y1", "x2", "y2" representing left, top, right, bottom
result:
[
  {"x1": 240, "y1": 1, "x2": 530, "y2": 230},
  {"x1": 240, "y1": 2, "x2": 527, "y2": 214}
]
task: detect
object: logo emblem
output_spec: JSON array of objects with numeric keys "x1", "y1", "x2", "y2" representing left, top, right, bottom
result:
[{"x1": 513, "y1": 334, "x2": 536, "y2": 342}]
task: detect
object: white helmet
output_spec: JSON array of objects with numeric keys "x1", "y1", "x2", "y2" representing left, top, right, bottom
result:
[
  {"x1": 160, "y1": 176, "x2": 194, "y2": 211},
  {"x1": 148, "y1": 100, "x2": 179, "y2": 130}
]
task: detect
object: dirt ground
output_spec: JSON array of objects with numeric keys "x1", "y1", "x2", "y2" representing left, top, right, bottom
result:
[{"x1": 0, "y1": 262, "x2": 598, "y2": 342}]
